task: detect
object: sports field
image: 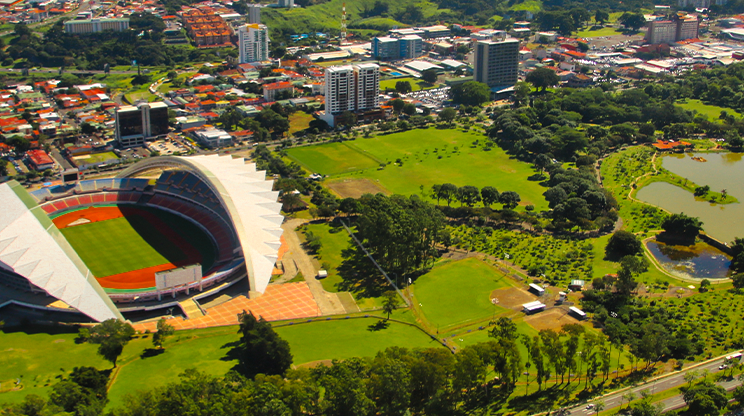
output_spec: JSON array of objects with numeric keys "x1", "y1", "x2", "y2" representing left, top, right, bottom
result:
[
  {"x1": 55, "y1": 206, "x2": 215, "y2": 290},
  {"x1": 412, "y1": 258, "x2": 514, "y2": 330},
  {"x1": 288, "y1": 128, "x2": 549, "y2": 210}
]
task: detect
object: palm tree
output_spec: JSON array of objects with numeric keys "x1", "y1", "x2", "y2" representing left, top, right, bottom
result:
[
  {"x1": 721, "y1": 189, "x2": 728, "y2": 200},
  {"x1": 594, "y1": 401, "x2": 605, "y2": 415},
  {"x1": 622, "y1": 391, "x2": 636, "y2": 409}
]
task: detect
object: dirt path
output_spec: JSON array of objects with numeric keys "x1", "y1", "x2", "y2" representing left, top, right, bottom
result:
[{"x1": 281, "y1": 218, "x2": 346, "y2": 316}]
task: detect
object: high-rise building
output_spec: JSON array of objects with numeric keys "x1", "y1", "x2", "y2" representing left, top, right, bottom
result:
[
  {"x1": 645, "y1": 16, "x2": 699, "y2": 45},
  {"x1": 321, "y1": 64, "x2": 381, "y2": 127},
  {"x1": 238, "y1": 23, "x2": 269, "y2": 63},
  {"x1": 115, "y1": 102, "x2": 169, "y2": 148},
  {"x1": 247, "y1": 5, "x2": 261, "y2": 24},
  {"x1": 399, "y1": 35, "x2": 423, "y2": 59},
  {"x1": 474, "y1": 38, "x2": 519, "y2": 88},
  {"x1": 64, "y1": 18, "x2": 129, "y2": 34},
  {"x1": 372, "y1": 35, "x2": 423, "y2": 60}
]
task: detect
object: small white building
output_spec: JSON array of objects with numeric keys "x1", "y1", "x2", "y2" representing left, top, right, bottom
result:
[
  {"x1": 523, "y1": 300, "x2": 546, "y2": 314},
  {"x1": 569, "y1": 306, "x2": 586, "y2": 320},
  {"x1": 528, "y1": 283, "x2": 545, "y2": 296}
]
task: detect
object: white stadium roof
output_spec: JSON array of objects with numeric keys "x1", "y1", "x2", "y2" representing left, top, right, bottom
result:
[
  {"x1": 118, "y1": 154, "x2": 284, "y2": 295},
  {"x1": 0, "y1": 181, "x2": 122, "y2": 322}
]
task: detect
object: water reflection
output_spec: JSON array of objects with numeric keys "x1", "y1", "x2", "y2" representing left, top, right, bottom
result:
[{"x1": 646, "y1": 240, "x2": 731, "y2": 280}]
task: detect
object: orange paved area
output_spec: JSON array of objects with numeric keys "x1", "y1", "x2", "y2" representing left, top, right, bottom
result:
[{"x1": 133, "y1": 282, "x2": 320, "y2": 332}]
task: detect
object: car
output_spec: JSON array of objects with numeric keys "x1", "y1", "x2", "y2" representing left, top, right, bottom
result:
[
  {"x1": 586, "y1": 404, "x2": 594, "y2": 410},
  {"x1": 719, "y1": 364, "x2": 729, "y2": 370}
]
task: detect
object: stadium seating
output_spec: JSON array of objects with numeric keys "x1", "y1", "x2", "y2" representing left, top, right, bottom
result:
[{"x1": 78, "y1": 195, "x2": 93, "y2": 205}]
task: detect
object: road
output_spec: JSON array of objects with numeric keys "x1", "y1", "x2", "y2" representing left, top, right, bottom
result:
[{"x1": 566, "y1": 355, "x2": 740, "y2": 415}]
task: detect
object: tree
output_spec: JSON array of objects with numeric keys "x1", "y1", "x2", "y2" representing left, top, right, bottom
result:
[
  {"x1": 438, "y1": 107, "x2": 456, "y2": 125},
  {"x1": 733, "y1": 384, "x2": 744, "y2": 407},
  {"x1": 451, "y1": 81, "x2": 491, "y2": 106},
  {"x1": 526, "y1": 67, "x2": 559, "y2": 92},
  {"x1": 661, "y1": 213, "x2": 703, "y2": 239},
  {"x1": 534, "y1": 154, "x2": 552, "y2": 176},
  {"x1": 593, "y1": 401, "x2": 605, "y2": 415},
  {"x1": 402, "y1": 103, "x2": 416, "y2": 116},
  {"x1": 381, "y1": 291, "x2": 397, "y2": 320},
  {"x1": 237, "y1": 310, "x2": 293, "y2": 377},
  {"x1": 456, "y1": 185, "x2": 481, "y2": 207},
  {"x1": 391, "y1": 98, "x2": 405, "y2": 114},
  {"x1": 481, "y1": 186, "x2": 499, "y2": 208},
  {"x1": 618, "y1": 12, "x2": 646, "y2": 31},
  {"x1": 421, "y1": 69, "x2": 438, "y2": 84},
  {"x1": 731, "y1": 238, "x2": 744, "y2": 272},
  {"x1": 605, "y1": 231, "x2": 642, "y2": 258},
  {"x1": 87, "y1": 319, "x2": 135, "y2": 367},
  {"x1": 594, "y1": 10, "x2": 609, "y2": 25},
  {"x1": 152, "y1": 318, "x2": 174, "y2": 349},
  {"x1": 732, "y1": 273, "x2": 744, "y2": 290},
  {"x1": 683, "y1": 380, "x2": 728, "y2": 416},
  {"x1": 395, "y1": 80, "x2": 412, "y2": 94},
  {"x1": 499, "y1": 191, "x2": 521, "y2": 209},
  {"x1": 337, "y1": 110, "x2": 357, "y2": 128},
  {"x1": 438, "y1": 183, "x2": 458, "y2": 206}
]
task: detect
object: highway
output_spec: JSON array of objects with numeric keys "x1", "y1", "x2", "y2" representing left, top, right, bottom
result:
[{"x1": 565, "y1": 354, "x2": 741, "y2": 415}]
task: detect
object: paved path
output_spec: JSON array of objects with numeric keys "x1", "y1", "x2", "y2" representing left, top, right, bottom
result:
[
  {"x1": 566, "y1": 354, "x2": 740, "y2": 415},
  {"x1": 281, "y1": 218, "x2": 346, "y2": 316}
]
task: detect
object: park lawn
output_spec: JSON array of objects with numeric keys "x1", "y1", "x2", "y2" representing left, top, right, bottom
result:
[
  {"x1": 336, "y1": 128, "x2": 549, "y2": 210},
  {"x1": 74, "y1": 151, "x2": 119, "y2": 164},
  {"x1": 107, "y1": 327, "x2": 239, "y2": 409},
  {"x1": 0, "y1": 328, "x2": 109, "y2": 405},
  {"x1": 508, "y1": 0, "x2": 541, "y2": 12},
  {"x1": 412, "y1": 258, "x2": 514, "y2": 330},
  {"x1": 289, "y1": 112, "x2": 315, "y2": 135},
  {"x1": 676, "y1": 99, "x2": 742, "y2": 120},
  {"x1": 301, "y1": 222, "x2": 352, "y2": 293},
  {"x1": 379, "y1": 77, "x2": 433, "y2": 92},
  {"x1": 274, "y1": 317, "x2": 445, "y2": 365},
  {"x1": 575, "y1": 26, "x2": 623, "y2": 38},
  {"x1": 286, "y1": 142, "x2": 380, "y2": 175}
]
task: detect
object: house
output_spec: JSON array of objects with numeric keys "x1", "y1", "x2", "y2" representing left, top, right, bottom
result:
[
  {"x1": 26, "y1": 149, "x2": 54, "y2": 170},
  {"x1": 522, "y1": 300, "x2": 546, "y2": 314},
  {"x1": 568, "y1": 279, "x2": 585, "y2": 291}
]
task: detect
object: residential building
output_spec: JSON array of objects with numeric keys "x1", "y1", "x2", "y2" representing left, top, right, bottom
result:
[
  {"x1": 473, "y1": 38, "x2": 519, "y2": 88},
  {"x1": 64, "y1": 18, "x2": 129, "y2": 34},
  {"x1": 238, "y1": 23, "x2": 269, "y2": 63},
  {"x1": 247, "y1": 5, "x2": 260, "y2": 24},
  {"x1": 115, "y1": 102, "x2": 169, "y2": 148},
  {"x1": 26, "y1": 149, "x2": 54, "y2": 170},
  {"x1": 182, "y1": 9, "x2": 232, "y2": 47},
  {"x1": 321, "y1": 64, "x2": 381, "y2": 127},
  {"x1": 263, "y1": 81, "x2": 295, "y2": 101}
]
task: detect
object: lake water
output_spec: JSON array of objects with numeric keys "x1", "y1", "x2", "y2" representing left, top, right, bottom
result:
[
  {"x1": 646, "y1": 240, "x2": 731, "y2": 280},
  {"x1": 635, "y1": 152, "x2": 744, "y2": 243}
]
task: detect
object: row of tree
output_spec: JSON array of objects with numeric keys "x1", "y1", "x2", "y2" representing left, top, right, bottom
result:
[{"x1": 431, "y1": 184, "x2": 521, "y2": 209}]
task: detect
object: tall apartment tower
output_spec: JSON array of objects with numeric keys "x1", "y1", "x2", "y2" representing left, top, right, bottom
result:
[
  {"x1": 115, "y1": 102, "x2": 169, "y2": 148},
  {"x1": 474, "y1": 38, "x2": 520, "y2": 88},
  {"x1": 247, "y1": 5, "x2": 261, "y2": 24},
  {"x1": 321, "y1": 64, "x2": 381, "y2": 127},
  {"x1": 237, "y1": 24, "x2": 269, "y2": 63}
]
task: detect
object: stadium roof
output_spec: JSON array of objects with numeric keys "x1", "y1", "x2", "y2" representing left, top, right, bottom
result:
[
  {"x1": 0, "y1": 181, "x2": 123, "y2": 322},
  {"x1": 118, "y1": 155, "x2": 283, "y2": 294}
]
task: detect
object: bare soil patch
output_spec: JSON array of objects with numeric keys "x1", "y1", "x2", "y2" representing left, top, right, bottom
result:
[
  {"x1": 327, "y1": 178, "x2": 388, "y2": 198},
  {"x1": 490, "y1": 287, "x2": 536, "y2": 310},
  {"x1": 524, "y1": 309, "x2": 578, "y2": 331}
]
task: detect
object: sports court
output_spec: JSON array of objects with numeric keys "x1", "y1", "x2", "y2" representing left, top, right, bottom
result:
[{"x1": 54, "y1": 206, "x2": 215, "y2": 291}]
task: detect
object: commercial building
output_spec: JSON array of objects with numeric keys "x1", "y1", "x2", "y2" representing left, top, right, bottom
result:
[
  {"x1": 64, "y1": 18, "x2": 129, "y2": 34},
  {"x1": 321, "y1": 63, "x2": 381, "y2": 127},
  {"x1": 193, "y1": 127, "x2": 232, "y2": 147},
  {"x1": 399, "y1": 35, "x2": 423, "y2": 59},
  {"x1": 372, "y1": 35, "x2": 423, "y2": 60},
  {"x1": 277, "y1": 0, "x2": 294, "y2": 7},
  {"x1": 645, "y1": 15, "x2": 699, "y2": 44},
  {"x1": 247, "y1": 5, "x2": 261, "y2": 24},
  {"x1": 238, "y1": 23, "x2": 269, "y2": 63},
  {"x1": 473, "y1": 37, "x2": 519, "y2": 88},
  {"x1": 26, "y1": 149, "x2": 54, "y2": 170},
  {"x1": 115, "y1": 102, "x2": 169, "y2": 148}
]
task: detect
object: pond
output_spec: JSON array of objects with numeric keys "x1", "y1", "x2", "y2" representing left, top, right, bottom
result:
[
  {"x1": 635, "y1": 152, "x2": 744, "y2": 243},
  {"x1": 646, "y1": 240, "x2": 731, "y2": 280}
]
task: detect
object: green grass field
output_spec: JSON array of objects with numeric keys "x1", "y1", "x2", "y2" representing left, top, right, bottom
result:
[
  {"x1": 412, "y1": 258, "x2": 514, "y2": 329},
  {"x1": 307, "y1": 128, "x2": 549, "y2": 210},
  {"x1": 302, "y1": 222, "x2": 352, "y2": 293},
  {"x1": 289, "y1": 112, "x2": 314, "y2": 135},
  {"x1": 287, "y1": 142, "x2": 381, "y2": 175},
  {"x1": 73, "y1": 151, "x2": 119, "y2": 164},
  {"x1": 575, "y1": 26, "x2": 623, "y2": 38},
  {"x1": 379, "y1": 77, "x2": 434, "y2": 92},
  {"x1": 59, "y1": 208, "x2": 215, "y2": 278},
  {"x1": 677, "y1": 99, "x2": 742, "y2": 120},
  {"x1": 0, "y1": 329, "x2": 109, "y2": 405}
]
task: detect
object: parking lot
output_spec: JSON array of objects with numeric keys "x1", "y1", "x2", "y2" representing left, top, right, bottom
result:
[
  {"x1": 147, "y1": 138, "x2": 189, "y2": 155},
  {"x1": 404, "y1": 86, "x2": 451, "y2": 107}
]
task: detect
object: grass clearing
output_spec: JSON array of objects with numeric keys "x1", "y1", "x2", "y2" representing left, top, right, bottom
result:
[
  {"x1": 676, "y1": 99, "x2": 742, "y2": 120},
  {"x1": 305, "y1": 128, "x2": 549, "y2": 210},
  {"x1": 74, "y1": 151, "x2": 119, "y2": 164},
  {"x1": 509, "y1": 0, "x2": 542, "y2": 12},
  {"x1": 289, "y1": 112, "x2": 314, "y2": 135},
  {"x1": 379, "y1": 77, "x2": 434, "y2": 92},
  {"x1": 301, "y1": 222, "x2": 352, "y2": 293},
  {"x1": 286, "y1": 142, "x2": 380, "y2": 175},
  {"x1": 412, "y1": 258, "x2": 514, "y2": 330},
  {"x1": 575, "y1": 26, "x2": 623, "y2": 38}
]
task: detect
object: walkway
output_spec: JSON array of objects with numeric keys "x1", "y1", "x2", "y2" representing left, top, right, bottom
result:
[
  {"x1": 133, "y1": 282, "x2": 319, "y2": 332},
  {"x1": 281, "y1": 218, "x2": 346, "y2": 316}
]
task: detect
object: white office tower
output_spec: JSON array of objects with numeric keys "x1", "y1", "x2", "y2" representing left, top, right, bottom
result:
[
  {"x1": 474, "y1": 38, "x2": 520, "y2": 88},
  {"x1": 355, "y1": 63, "x2": 380, "y2": 111},
  {"x1": 324, "y1": 65, "x2": 356, "y2": 114},
  {"x1": 238, "y1": 24, "x2": 269, "y2": 63}
]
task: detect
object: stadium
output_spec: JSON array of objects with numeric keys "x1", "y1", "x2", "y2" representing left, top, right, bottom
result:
[{"x1": 0, "y1": 154, "x2": 284, "y2": 323}]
